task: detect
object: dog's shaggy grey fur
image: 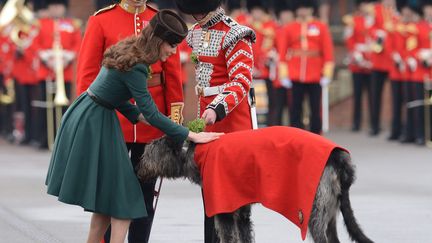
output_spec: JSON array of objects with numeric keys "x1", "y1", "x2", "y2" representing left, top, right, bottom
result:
[{"x1": 137, "y1": 137, "x2": 374, "y2": 243}]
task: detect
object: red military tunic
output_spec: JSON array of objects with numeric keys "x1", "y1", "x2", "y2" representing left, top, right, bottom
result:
[
  {"x1": 187, "y1": 8, "x2": 255, "y2": 133},
  {"x1": 194, "y1": 126, "x2": 347, "y2": 240},
  {"x1": 388, "y1": 22, "x2": 408, "y2": 81},
  {"x1": 344, "y1": 14, "x2": 373, "y2": 74},
  {"x1": 279, "y1": 18, "x2": 334, "y2": 83},
  {"x1": 35, "y1": 17, "x2": 82, "y2": 83},
  {"x1": 11, "y1": 26, "x2": 40, "y2": 85},
  {"x1": 404, "y1": 22, "x2": 425, "y2": 83},
  {"x1": 76, "y1": 4, "x2": 183, "y2": 143}
]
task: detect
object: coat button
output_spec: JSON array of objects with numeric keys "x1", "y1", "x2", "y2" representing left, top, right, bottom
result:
[{"x1": 137, "y1": 29, "x2": 141, "y2": 33}]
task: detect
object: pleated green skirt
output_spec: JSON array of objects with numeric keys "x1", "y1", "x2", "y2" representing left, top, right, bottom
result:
[{"x1": 45, "y1": 93, "x2": 146, "y2": 219}]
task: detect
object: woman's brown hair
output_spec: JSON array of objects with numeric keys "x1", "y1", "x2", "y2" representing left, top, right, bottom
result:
[{"x1": 102, "y1": 26, "x2": 164, "y2": 72}]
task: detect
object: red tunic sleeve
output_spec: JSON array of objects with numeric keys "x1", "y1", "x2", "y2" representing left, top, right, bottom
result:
[{"x1": 207, "y1": 38, "x2": 253, "y2": 120}]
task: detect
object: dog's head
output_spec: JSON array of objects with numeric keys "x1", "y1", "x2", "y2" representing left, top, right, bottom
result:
[
  {"x1": 137, "y1": 136, "x2": 186, "y2": 181},
  {"x1": 137, "y1": 136, "x2": 203, "y2": 185}
]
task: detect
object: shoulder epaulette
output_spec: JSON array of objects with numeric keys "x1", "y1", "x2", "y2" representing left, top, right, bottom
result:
[
  {"x1": 222, "y1": 16, "x2": 256, "y2": 49},
  {"x1": 93, "y1": 4, "x2": 116, "y2": 16},
  {"x1": 146, "y1": 4, "x2": 159, "y2": 12},
  {"x1": 342, "y1": 15, "x2": 354, "y2": 26}
]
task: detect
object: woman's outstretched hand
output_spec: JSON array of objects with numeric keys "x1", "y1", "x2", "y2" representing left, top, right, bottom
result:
[{"x1": 187, "y1": 131, "x2": 223, "y2": 143}]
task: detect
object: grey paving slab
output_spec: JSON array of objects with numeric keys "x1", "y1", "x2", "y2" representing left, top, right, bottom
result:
[{"x1": 0, "y1": 130, "x2": 431, "y2": 243}]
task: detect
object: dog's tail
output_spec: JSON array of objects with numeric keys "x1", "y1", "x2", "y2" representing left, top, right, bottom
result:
[{"x1": 334, "y1": 149, "x2": 374, "y2": 243}]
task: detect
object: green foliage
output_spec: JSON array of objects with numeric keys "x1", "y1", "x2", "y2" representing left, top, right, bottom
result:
[
  {"x1": 190, "y1": 53, "x2": 199, "y2": 64},
  {"x1": 187, "y1": 118, "x2": 206, "y2": 133}
]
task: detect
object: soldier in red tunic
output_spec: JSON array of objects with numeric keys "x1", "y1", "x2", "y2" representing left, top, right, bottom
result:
[
  {"x1": 175, "y1": 0, "x2": 256, "y2": 241},
  {"x1": 278, "y1": 0, "x2": 335, "y2": 134},
  {"x1": 343, "y1": 0, "x2": 374, "y2": 132},
  {"x1": 386, "y1": 3, "x2": 408, "y2": 141},
  {"x1": 368, "y1": 0, "x2": 398, "y2": 135},
  {"x1": 0, "y1": 34, "x2": 15, "y2": 141},
  {"x1": 398, "y1": 1, "x2": 425, "y2": 145},
  {"x1": 75, "y1": 1, "x2": 184, "y2": 242},
  {"x1": 33, "y1": 0, "x2": 82, "y2": 149},
  {"x1": 246, "y1": 0, "x2": 279, "y2": 126},
  {"x1": 10, "y1": 23, "x2": 40, "y2": 145},
  {"x1": 419, "y1": 0, "x2": 432, "y2": 145}
]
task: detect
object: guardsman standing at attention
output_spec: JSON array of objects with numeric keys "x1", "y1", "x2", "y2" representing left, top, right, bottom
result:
[
  {"x1": 279, "y1": 0, "x2": 334, "y2": 134},
  {"x1": 386, "y1": 0, "x2": 408, "y2": 141},
  {"x1": 417, "y1": 0, "x2": 432, "y2": 145},
  {"x1": 343, "y1": 0, "x2": 374, "y2": 132},
  {"x1": 34, "y1": 0, "x2": 82, "y2": 149},
  {"x1": 272, "y1": 0, "x2": 295, "y2": 126},
  {"x1": 246, "y1": 0, "x2": 278, "y2": 125},
  {"x1": 368, "y1": 0, "x2": 398, "y2": 135},
  {"x1": 75, "y1": 1, "x2": 184, "y2": 242},
  {"x1": 9, "y1": 9, "x2": 40, "y2": 146},
  {"x1": 399, "y1": 1, "x2": 425, "y2": 145}
]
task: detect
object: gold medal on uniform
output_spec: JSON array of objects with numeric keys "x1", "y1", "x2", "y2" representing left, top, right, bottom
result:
[
  {"x1": 406, "y1": 36, "x2": 418, "y2": 51},
  {"x1": 203, "y1": 31, "x2": 211, "y2": 48}
]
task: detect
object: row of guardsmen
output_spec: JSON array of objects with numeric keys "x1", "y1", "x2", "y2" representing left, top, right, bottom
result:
[
  {"x1": 344, "y1": 0, "x2": 432, "y2": 146},
  {"x1": 0, "y1": 0, "x2": 82, "y2": 149}
]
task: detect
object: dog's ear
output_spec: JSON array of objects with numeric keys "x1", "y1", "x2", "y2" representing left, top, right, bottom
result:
[{"x1": 165, "y1": 136, "x2": 184, "y2": 152}]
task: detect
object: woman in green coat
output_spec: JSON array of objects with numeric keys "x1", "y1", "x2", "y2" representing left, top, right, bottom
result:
[{"x1": 45, "y1": 10, "x2": 222, "y2": 243}]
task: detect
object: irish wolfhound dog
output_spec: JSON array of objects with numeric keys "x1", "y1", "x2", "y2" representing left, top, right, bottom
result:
[{"x1": 138, "y1": 129, "x2": 374, "y2": 243}]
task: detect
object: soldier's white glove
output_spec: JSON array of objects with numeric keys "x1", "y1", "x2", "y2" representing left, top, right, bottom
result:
[
  {"x1": 281, "y1": 78, "x2": 292, "y2": 89},
  {"x1": 406, "y1": 57, "x2": 417, "y2": 72},
  {"x1": 392, "y1": 52, "x2": 405, "y2": 72},
  {"x1": 320, "y1": 77, "x2": 331, "y2": 87},
  {"x1": 418, "y1": 49, "x2": 432, "y2": 67}
]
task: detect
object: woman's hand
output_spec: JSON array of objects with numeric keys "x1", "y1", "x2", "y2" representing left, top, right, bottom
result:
[
  {"x1": 201, "y1": 109, "x2": 217, "y2": 125},
  {"x1": 187, "y1": 131, "x2": 223, "y2": 143},
  {"x1": 138, "y1": 114, "x2": 149, "y2": 125}
]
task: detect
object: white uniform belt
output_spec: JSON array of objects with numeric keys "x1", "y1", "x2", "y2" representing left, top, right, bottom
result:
[{"x1": 195, "y1": 85, "x2": 224, "y2": 97}]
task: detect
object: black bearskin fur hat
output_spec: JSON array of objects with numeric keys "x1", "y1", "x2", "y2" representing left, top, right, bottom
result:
[{"x1": 175, "y1": 0, "x2": 222, "y2": 14}]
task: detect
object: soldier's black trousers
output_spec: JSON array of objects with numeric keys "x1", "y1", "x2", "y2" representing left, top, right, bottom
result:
[
  {"x1": 104, "y1": 143, "x2": 156, "y2": 243},
  {"x1": 370, "y1": 70, "x2": 388, "y2": 135},
  {"x1": 17, "y1": 83, "x2": 38, "y2": 143},
  {"x1": 290, "y1": 82, "x2": 322, "y2": 134},
  {"x1": 390, "y1": 80, "x2": 404, "y2": 138},
  {"x1": 352, "y1": 72, "x2": 371, "y2": 130},
  {"x1": 402, "y1": 81, "x2": 425, "y2": 141}
]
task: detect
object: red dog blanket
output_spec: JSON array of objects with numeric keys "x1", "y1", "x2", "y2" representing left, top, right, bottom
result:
[{"x1": 194, "y1": 126, "x2": 346, "y2": 240}]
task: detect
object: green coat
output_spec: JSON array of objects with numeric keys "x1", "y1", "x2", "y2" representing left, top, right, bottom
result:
[{"x1": 46, "y1": 63, "x2": 188, "y2": 219}]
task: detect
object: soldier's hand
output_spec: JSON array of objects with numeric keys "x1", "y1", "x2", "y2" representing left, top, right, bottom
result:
[{"x1": 201, "y1": 109, "x2": 217, "y2": 125}]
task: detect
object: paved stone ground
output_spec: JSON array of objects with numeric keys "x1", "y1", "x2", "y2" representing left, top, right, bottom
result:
[{"x1": 0, "y1": 129, "x2": 431, "y2": 243}]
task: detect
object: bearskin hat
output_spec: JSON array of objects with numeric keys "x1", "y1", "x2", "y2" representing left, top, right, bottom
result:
[
  {"x1": 226, "y1": 0, "x2": 242, "y2": 11},
  {"x1": 175, "y1": 0, "x2": 222, "y2": 14},
  {"x1": 46, "y1": 0, "x2": 67, "y2": 5},
  {"x1": 293, "y1": 0, "x2": 317, "y2": 10},
  {"x1": 421, "y1": 0, "x2": 432, "y2": 7}
]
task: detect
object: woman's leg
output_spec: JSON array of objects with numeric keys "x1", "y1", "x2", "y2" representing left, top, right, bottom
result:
[
  {"x1": 87, "y1": 213, "x2": 110, "y2": 243},
  {"x1": 110, "y1": 217, "x2": 131, "y2": 243}
]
